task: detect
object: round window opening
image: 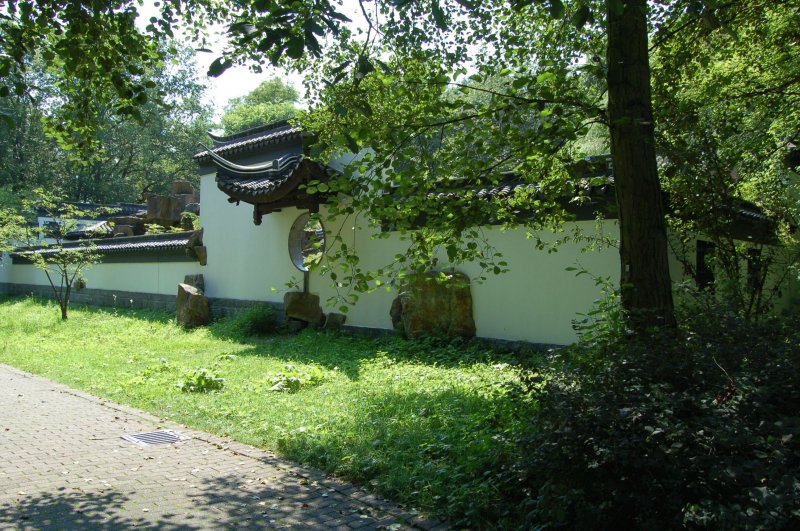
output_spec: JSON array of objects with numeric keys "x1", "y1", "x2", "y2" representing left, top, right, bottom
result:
[{"x1": 288, "y1": 213, "x2": 325, "y2": 272}]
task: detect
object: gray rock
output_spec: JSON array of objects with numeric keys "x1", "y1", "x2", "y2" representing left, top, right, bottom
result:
[
  {"x1": 324, "y1": 312, "x2": 347, "y2": 330},
  {"x1": 171, "y1": 181, "x2": 196, "y2": 195},
  {"x1": 389, "y1": 297, "x2": 403, "y2": 332},
  {"x1": 184, "y1": 274, "x2": 205, "y2": 292},
  {"x1": 184, "y1": 202, "x2": 200, "y2": 215},
  {"x1": 147, "y1": 195, "x2": 183, "y2": 226},
  {"x1": 113, "y1": 225, "x2": 134, "y2": 237},
  {"x1": 285, "y1": 318, "x2": 307, "y2": 333},
  {"x1": 108, "y1": 215, "x2": 145, "y2": 226},
  {"x1": 108, "y1": 216, "x2": 146, "y2": 235},
  {"x1": 284, "y1": 292, "x2": 323, "y2": 325},
  {"x1": 392, "y1": 271, "x2": 476, "y2": 339},
  {"x1": 176, "y1": 283, "x2": 210, "y2": 328},
  {"x1": 193, "y1": 246, "x2": 207, "y2": 266},
  {"x1": 187, "y1": 228, "x2": 204, "y2": 247}
]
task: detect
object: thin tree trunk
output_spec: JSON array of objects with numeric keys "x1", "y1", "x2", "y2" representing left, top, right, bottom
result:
[
  {"x1": 606, "y1": 0, "x2": 676, "y2": 329},
  {"x1": 61, "y1": 282, "x2": 70, "y2": 320}
]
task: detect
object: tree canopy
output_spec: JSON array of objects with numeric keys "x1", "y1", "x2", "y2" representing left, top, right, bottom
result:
[
  {"x1": 295, "y1": 0, "x2": 797, "y2": 325},
  {"x1": 1, "y1": 0, "x2": 798, "y2": 327},
  {"x1": 219, "y1": 77, "x2": 298, "y2": 134},
  {"x1": 0, "y1": 44, "x2": 212, "y2": 202}
]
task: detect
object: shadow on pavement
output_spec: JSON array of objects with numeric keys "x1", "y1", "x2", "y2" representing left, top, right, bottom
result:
[{"x1": 0, "y1": 472, "x2": 402, "y2": 530}]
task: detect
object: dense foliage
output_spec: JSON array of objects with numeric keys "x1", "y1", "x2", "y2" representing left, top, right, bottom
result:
[
  {"x1": 295, "y1": 0, "x2": 799, "y2": 324},
  {"x1": 0, "y1": 45, "x2": 212, "y2": 202},
  {"x1": 4, "y1": 0, "x2": 798, "y2": 326},
  {"x1": 652, "y1": 0, "x2": 800, "y2": 318},
  {"x1": 510, "y1": 303, "x2": 800, "y2": 529}
]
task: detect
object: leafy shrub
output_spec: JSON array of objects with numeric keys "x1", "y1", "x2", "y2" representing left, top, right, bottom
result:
[
  {"x1": 266, "y1": 363, "x2": 331, "y2": 393},
  {"x1": 230, "y1": 304, "x2": 280, "y2": 337},
  {"x1": 180, "y1": 211, "x2": 201, "y2": 230},
  {"x1": 144, "y1": 223, "x2": 166, "y2": 235},
  {"x1": 129, "y1": 358, "x2": 176, "y2": 385},
  {"x1": 509, "y1": 310, "x2": 800, "y2": 529},
  {"x1": 177, "y1": 367, "x2": 225, "y2": 393}
]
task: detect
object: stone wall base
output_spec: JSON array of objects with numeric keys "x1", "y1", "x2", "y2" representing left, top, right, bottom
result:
[
  {"x1": 0, "y1": 282, "x2": 283, "y2": 320},
  {"x1": 0, "y1": 283, "x2": 564, "y2": 349}
]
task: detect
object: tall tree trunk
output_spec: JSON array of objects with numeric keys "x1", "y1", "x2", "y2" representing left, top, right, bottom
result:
[{"x1": 606, "y1": 0, "x2": 676, "y2": 329}]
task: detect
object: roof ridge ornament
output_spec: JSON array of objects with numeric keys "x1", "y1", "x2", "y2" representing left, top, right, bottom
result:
[{"x1": 198, "y1": 143, "x2": 301, "y2": 176}]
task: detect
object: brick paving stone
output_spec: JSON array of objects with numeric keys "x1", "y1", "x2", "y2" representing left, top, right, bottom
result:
[{"x1": 0, "y1": 364, "x2": 445, "y2": 530}]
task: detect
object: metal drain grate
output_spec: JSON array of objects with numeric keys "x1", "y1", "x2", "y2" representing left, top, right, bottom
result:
[{"x1": 121, "y1": 430, "x2": 188, "y2": 446}]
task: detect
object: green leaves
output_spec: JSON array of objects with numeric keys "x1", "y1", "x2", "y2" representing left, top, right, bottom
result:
[
  {"x1": 286, "y1": 36, "x2": 305, "y2": 59},
  {"x1": 0, "y1": 109, "x2": 14, "y2": 128},
  {"x1": 571, "y1": 5, "x2": 592, "y2": 28},
  {"x1": 342, "y1": 132, "x2": 360, "y2": 153},
  {"x1": 207, "y1": 56, "x2": 233, "y2": 77},
  {"x1": 220, "y1": 77, "x2": 298, "y2": 134},
  {"x1": 431, "y1": 0, "x2": 448, "y2": 30},
  {"x1": 548, "y1": 0, "x2": 565, "y2": 19}
]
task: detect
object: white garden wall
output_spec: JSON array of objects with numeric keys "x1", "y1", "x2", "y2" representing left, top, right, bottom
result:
[
  {"x1": 199, "y1": 172, "x2": 694, "y2": 345},
  {"x1": 0, "y1": 257, "x2": 203, "y2": 296}
]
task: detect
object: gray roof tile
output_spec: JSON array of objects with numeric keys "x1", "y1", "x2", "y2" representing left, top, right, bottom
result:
[
  {"x1": 194, "y1": 125, "x2": 302, "y2": 163},
  {"x1": 12, "y1": 232, "x2": 193, "y2": 258}
]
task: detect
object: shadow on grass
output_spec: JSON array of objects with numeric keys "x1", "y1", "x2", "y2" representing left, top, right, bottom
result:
[
  {"x1": 0, "y1": 294, "x2": 176, "y2": 326},
  {"x1": 1, "y1": 294, "x2": 544, "y2": 380},
  {"x1": 69, "y1": 302, "x2": 176, "y2": 325},
  {"x1": 207, "y1": 324, "x2": 545, "y2": 382},
  {"x1": 273, "y1": 385, "x2": 531, "y2": 526},
  {"x1": 0, "y1": 473, "x2": 406, "y2": 530}
]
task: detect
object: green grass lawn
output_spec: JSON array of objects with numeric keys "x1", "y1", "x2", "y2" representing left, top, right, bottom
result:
[{"x1": 0, "y1": 296, "x2": 540, "y2": 526}]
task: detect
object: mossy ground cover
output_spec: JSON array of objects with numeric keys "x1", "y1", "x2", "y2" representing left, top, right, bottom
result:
[{"x1": 0, "y1": 296, "x2": 539, "y2": 526}]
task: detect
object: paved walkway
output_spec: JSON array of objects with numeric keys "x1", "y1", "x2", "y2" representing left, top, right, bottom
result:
[{"x1": 0, "y1": 364, "x2": 444, "y2": 530}]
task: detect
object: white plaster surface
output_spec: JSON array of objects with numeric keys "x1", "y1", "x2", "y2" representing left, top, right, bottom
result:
[{"x1": 0, "y1": 257, "x2": 203, "y2": 296}]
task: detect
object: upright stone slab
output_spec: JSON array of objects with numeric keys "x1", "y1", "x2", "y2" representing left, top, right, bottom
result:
[
  {"x1": 284, "y1": 292, "x2": 323, "y2": 326},
  {"x1": 176, "y1": 283, "x2": 210, "y2": 328},
  {"x1": 392, "y1": 271, "x2": 476, "y2": 339},
  {"x1": 147, "y1": 195, "x2": 183, "y2": 227},
  {"x1": 324, "y1": 312, "x2": 347, "y2": 330},
  {"x1": 184, "y1": 274, "x2": 205, "y2": 292}
]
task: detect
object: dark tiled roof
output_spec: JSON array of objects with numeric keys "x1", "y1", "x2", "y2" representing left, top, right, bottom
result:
[
  {"x1": 215, "y1": 155, "x2": 303, "y2": 199},
  {"x1": 37, "y1": 202, "x2": 146, "y2": 219},
  {"x1": 734, "y1": 206, "x2": 772, "y2": 223},
  {"x1": 429, "y1": 180, "x2": 541, "y2": 201},
  {"x1": 193, "y1": 122, "x2": 302, "y2": 163},
  {"x1": 12, "y1": 232, "x2": 193, "y2": 258}
]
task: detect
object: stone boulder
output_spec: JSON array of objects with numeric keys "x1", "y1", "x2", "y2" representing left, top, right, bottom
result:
[
  {"x1": 113, "y1": 225, "x2": 134, "y2": 237},
  {"x1": 193, "y1": 246, "x2": 207, "y2": 266},
  {"x1": 108, "y1": 216, "x2": 146, "y2": 235},
  {"x1": 171, "y1": 180, "x2": 196, "y2": 195},
  {"x1": 176, "y1": 283, "x2": 210, "y2": 328},
  {"x1": 187, "y1": 228, "x2": 203, "y2": 247},
  {"x1": 391, "y1": 271, "x2": 476, "y2": 339},
  {"x1": 284, "y1": 292, "x2": 323, "y2": 326},
  {"x1": 323, "y1": 312, "x2": 347, "y2": 331},
  {"x1": 184, "y1": 274, "x2": 205, "y2": 292},
  {"x1": 147, "y1": 195, "x2": 184, "y2": 227}
]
